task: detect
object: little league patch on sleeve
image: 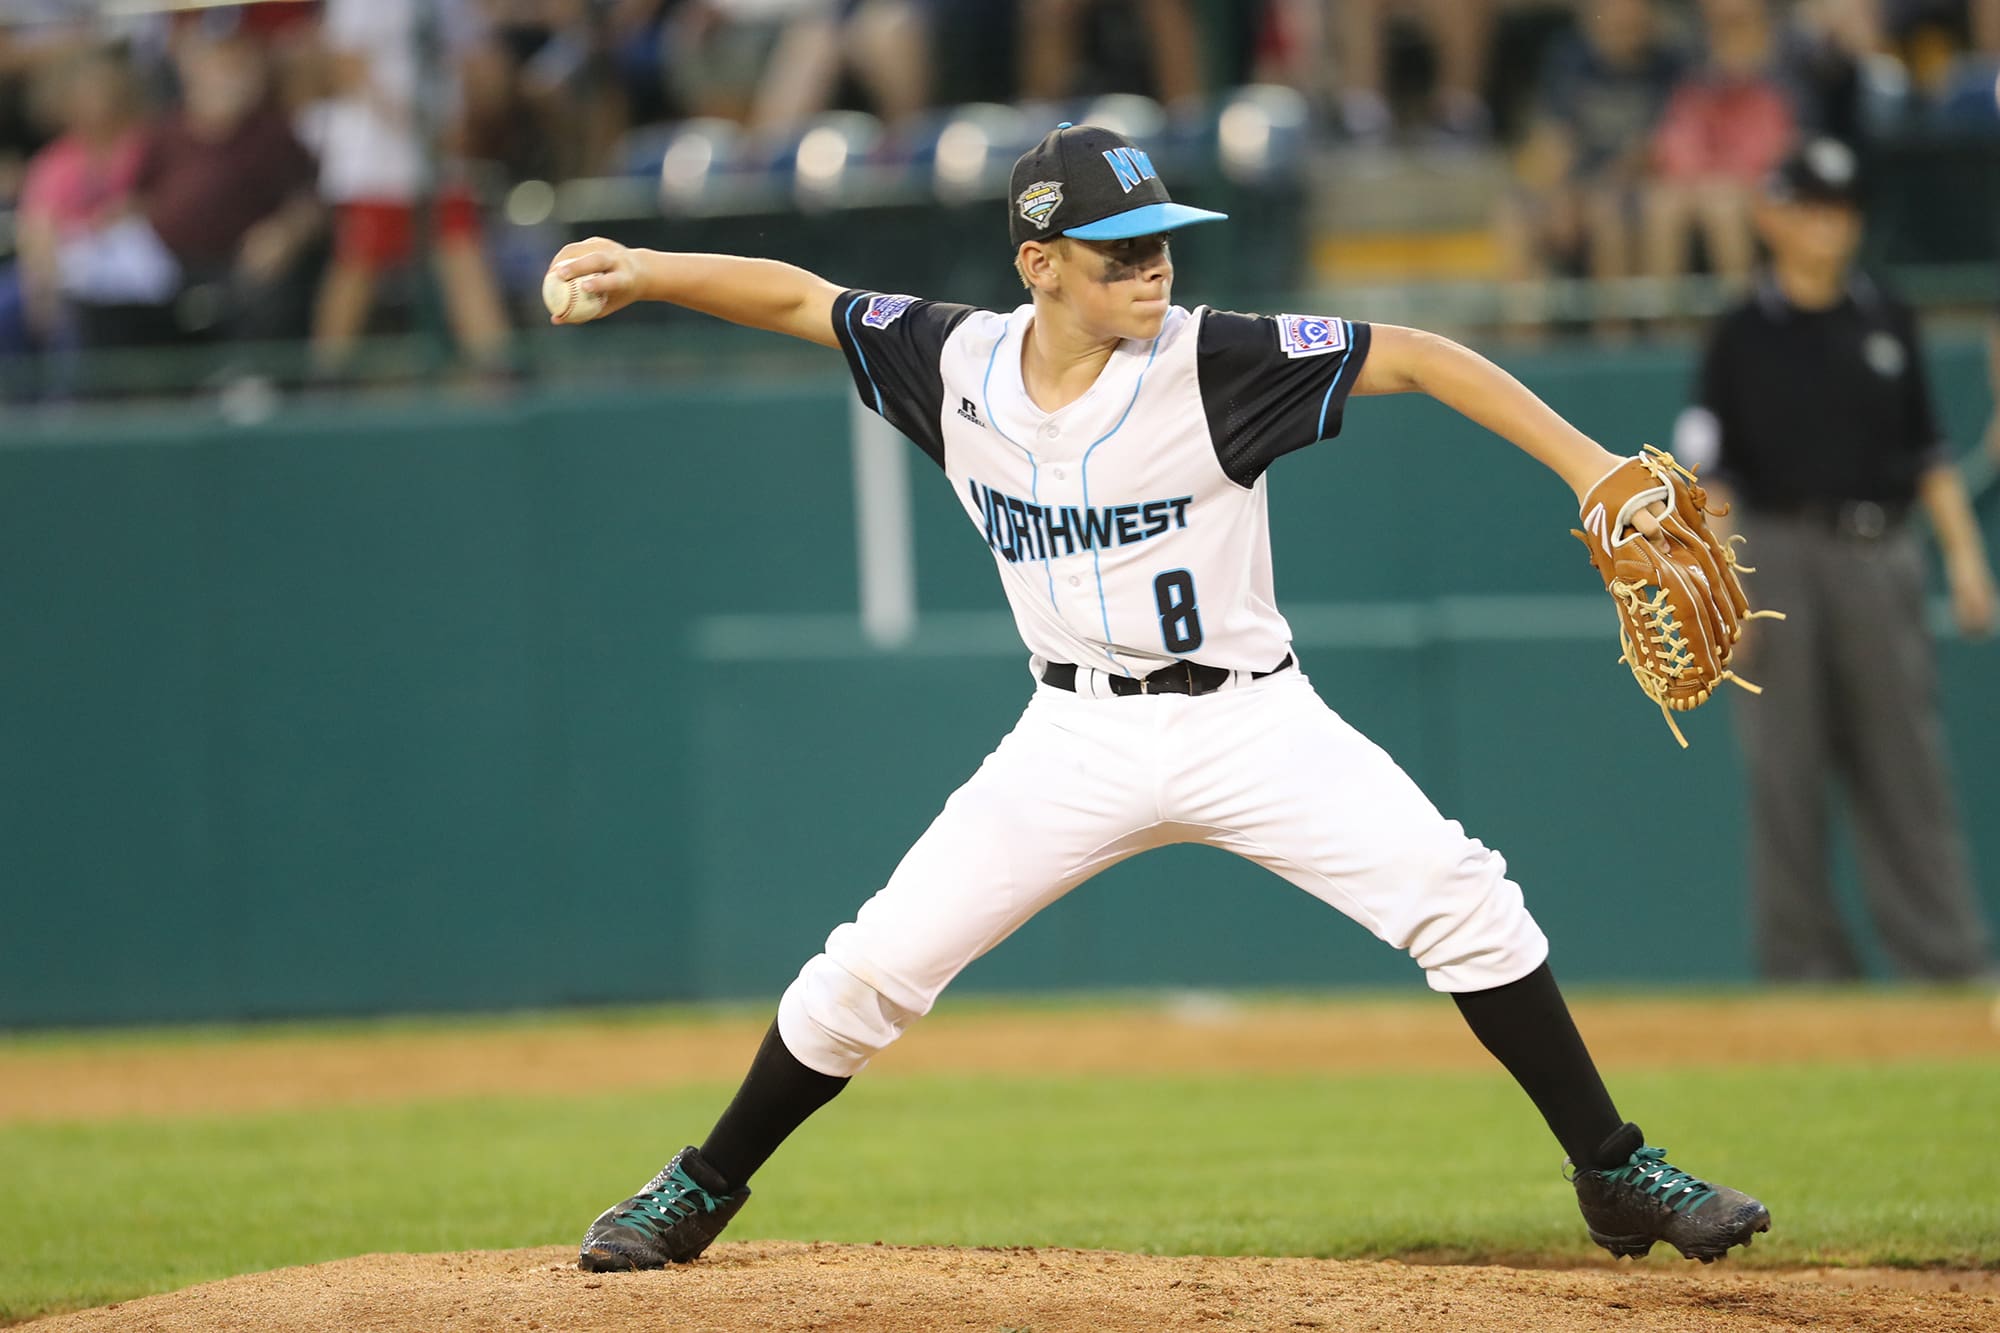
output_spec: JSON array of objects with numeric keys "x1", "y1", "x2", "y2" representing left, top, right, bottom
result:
[
  {"x1": 862, "y1": 294, "x2": 919, "y2": 329},
  {"x1": 1276, "y1": 314, "x2": 1349, "y2": 359}
]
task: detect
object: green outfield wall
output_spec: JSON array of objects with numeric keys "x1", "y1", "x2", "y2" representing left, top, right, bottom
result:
[{"x1": 4, "y1": 338, "x2": 1996, "y2": 1026}]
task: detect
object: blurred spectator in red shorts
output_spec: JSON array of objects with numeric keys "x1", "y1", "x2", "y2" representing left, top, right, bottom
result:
[
  {"x1": 300, "y1": 0, "x2": 510, "y2": 376},
  {"x1": 1645, "y1": 0, "x2": 1800, "y2": 287},
  {"x1": 1496, "y1": 0, "x2": 1684, "y2": 322}
]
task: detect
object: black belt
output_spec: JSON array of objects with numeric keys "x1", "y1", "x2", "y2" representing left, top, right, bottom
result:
[
  {"x1": 1755, "y1": 499, "x2": 1910, "y2": 539},
  {"x1": 1040, "y1": 652, "x2": 1295, "y2": 697}
]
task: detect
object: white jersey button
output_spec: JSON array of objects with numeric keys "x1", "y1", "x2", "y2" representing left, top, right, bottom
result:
[
  {"x1": 1042, "y1": 424, "x2": 1060, "y2": 439},
  {"x1": 1053, "y1": 467, "x2": 1066, "y2": 479},
  {"x1": 1069, "y1": 575, "x2": 1081, "y2": 587}
]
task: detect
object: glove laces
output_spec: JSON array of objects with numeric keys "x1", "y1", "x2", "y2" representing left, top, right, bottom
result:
[{"x1": 1610, "y1": 581, "x2": 1708, "y2": 749}]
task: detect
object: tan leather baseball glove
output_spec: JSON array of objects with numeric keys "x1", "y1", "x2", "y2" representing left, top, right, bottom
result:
[{"x1": 1573, "y1": 446, "x2": 1782, "y2": 747}]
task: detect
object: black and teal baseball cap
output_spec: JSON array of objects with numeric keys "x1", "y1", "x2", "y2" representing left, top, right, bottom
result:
[{"x1": 1008, "y1": 123, "x2": 1228, "y2": 248}]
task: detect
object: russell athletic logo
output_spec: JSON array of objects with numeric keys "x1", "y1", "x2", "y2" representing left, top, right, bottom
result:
[
  {"x1": 958, "y1": 397, "x2": 984, "y2": 426},
  {"x1": 1017, "y1": 181, "x2": 1063, "y2": 230}
]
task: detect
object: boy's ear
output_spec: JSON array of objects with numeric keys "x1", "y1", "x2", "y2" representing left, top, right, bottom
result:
[{"x1": 1015, "y1": 238, "x2": 1066, "y2": 292}]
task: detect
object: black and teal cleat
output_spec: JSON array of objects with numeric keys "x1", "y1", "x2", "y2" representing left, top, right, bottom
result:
[
  {"x1": 1569, "y1": 1122, "x2": 1772, "y2": 1263},
  {"x1": 578, "y1": 1145, "x2": 750, "y2": 1272}
]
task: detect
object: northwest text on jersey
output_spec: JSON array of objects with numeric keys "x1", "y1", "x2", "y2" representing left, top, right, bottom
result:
[{"x1": 968, "y1": 479, "x2": 1194, "y2": 564}]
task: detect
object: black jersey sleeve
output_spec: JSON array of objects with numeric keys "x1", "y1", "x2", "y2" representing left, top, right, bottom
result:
[
  {"x1": 1893, "y1": 303, "x2": 1950, "y2": 476},
  {"x1": 832, "y1": 289, "x2": 977, "y2": 468},
  {"x1": 1194, "y1": 308, "x2": 1374, "y2": 487}
]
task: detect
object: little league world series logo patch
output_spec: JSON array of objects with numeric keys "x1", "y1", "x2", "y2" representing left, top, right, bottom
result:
[
  {"x1": 1017, "y1": 180, "x2": 1063, "y2": 230},
  {"x1": 862, "y1": 294, "x2": 918, "y2": 329},
  {"x1": 1276, "y1": 314, "x2": 1349, "y2": 359}
]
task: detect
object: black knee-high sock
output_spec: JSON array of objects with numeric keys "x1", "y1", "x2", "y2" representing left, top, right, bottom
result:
[
  {"x1": 698, "y1": 1019, "x2": 849, "y2": 1189},
  {"x1": 1452, "y1": 962, "x2": 1627, "y2": 1170}
]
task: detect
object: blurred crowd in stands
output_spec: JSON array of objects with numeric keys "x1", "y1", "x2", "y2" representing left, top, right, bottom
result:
[
  {"x1": 0, "y1": 0, "x2": 1996, "y2": 392},
  {"x1": 1496, "y1": 0, "x2": 2000, "y2": 304}
]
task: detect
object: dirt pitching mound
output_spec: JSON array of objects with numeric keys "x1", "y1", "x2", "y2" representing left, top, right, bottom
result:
[{"x1": 21, "y1": 1245, "x2": 2000, "y2": 1333}]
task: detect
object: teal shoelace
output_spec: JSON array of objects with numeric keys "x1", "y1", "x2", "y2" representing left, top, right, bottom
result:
[
  {"x1": 613, "y1": 1162, "x2": 724, "y2": 1233},
  {"x1": 1606, "y1": 1146, "x2": 1718, "y2": 1214}
]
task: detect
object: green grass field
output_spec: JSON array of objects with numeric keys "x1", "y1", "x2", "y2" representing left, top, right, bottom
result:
[{"x1": 4, "y1": 1005, "x2": 1998, "y2": 1325}]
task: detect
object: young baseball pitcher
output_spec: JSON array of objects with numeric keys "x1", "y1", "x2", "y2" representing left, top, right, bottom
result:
[{"x1": 545, "y1": 123, "x2": 1772, "y2": 1271}]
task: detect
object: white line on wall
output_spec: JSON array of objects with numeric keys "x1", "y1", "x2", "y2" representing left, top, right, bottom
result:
[
  {"x1": 849, "y1": 396, "x2": 918, "y2": 648},
  {"x1": 690, "y1": 593, "x2": 1963, "y2": 663}
]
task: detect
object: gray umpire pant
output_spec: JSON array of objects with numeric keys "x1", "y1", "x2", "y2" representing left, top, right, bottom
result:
[{"x1": 1733, "y1": 510, "x2": 1992, "y2": 981}]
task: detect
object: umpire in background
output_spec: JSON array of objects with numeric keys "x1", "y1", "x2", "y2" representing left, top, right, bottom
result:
[{"x1": 1676, "y1": 136, "x2": 1998, "y2": 983}]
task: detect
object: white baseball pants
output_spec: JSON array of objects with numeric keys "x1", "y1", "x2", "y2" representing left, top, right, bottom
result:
[{"x1": 778, "y1": 669, "x2": 1549, "y2": 1077}]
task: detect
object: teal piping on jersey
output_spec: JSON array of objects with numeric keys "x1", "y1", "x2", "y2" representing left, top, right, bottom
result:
[
  {"x1": 1078, "y1": 330, "x2": 1167, "y2": 676},
  {"x1": 982, "y1": 324, "x2": 1060, "y2": 611},
  {"x1": 1313, "y1": 320, "x2": 1357, "y2": 442},
  {"x1": 843, "y1": 294, "x2": 886, "y2": 415}
]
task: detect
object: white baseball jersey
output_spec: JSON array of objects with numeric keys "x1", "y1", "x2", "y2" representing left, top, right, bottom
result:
[
  {"x1": 777, "y1": 291, "x2": 1547, "y2": 1080},
  {"x1": 833, "y1": 293, "x2": 1374, "y2": 675}
]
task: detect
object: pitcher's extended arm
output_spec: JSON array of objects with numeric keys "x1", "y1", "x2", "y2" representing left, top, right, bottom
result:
[{"x1": 547, "y1": 240, "x2": 842, "y2": 348}]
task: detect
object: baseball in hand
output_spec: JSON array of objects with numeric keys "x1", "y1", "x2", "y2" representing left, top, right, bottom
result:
[{"x1": 543, "y1": 269, "x2": 607, "y2": 324}]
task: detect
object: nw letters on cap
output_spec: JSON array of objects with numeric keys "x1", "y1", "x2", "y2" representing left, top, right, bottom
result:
[{"x1": 1103, "y1": 147, "x2": 1158, "y2": 192}]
